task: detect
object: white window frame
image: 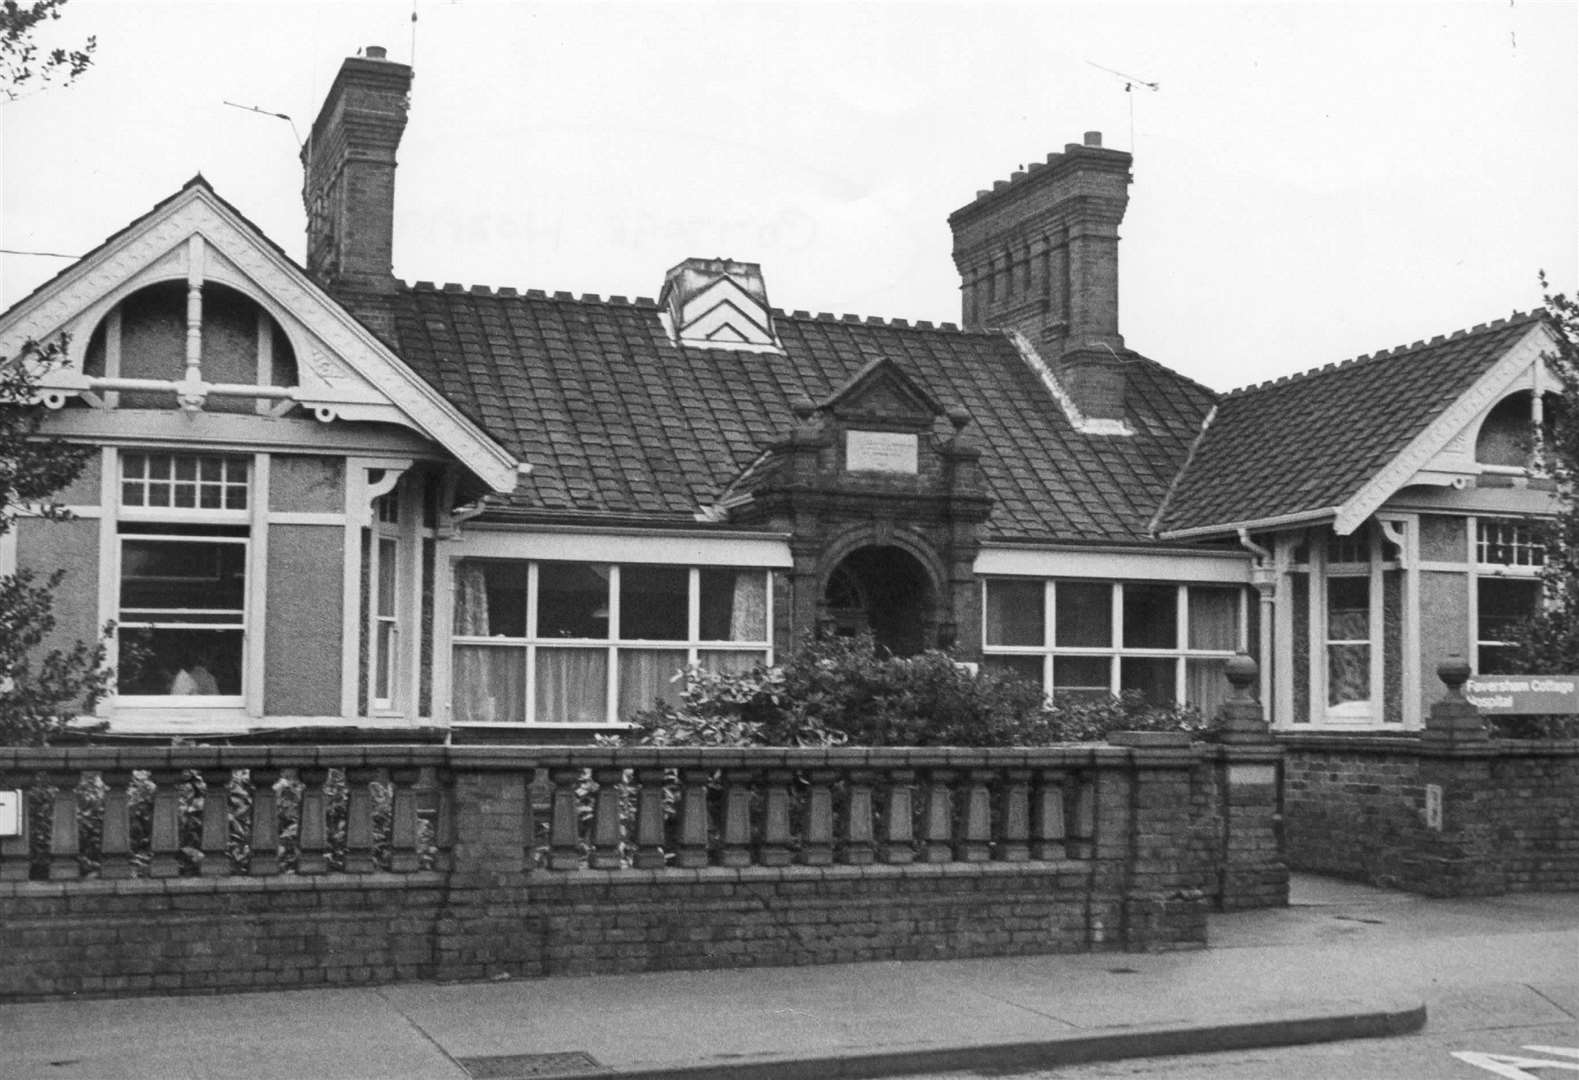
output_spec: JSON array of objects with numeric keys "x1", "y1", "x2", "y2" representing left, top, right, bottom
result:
[
  {"x1": 1470, "y1": 516, "x2": 1544, "y2": 675},
  {"x1": 450, "y1": 560, "x2": 775, "y2": 727},
  {"x1": 979, "y1": 579, "x2": 1248, "y2": 706},
  {"x1": 111, "y1": 449, "x2": 257, "y2": 713},
  {"x1": 368, "y1": 491, "x2": 401, "y2": 712},
  {"x1": 1305, "y1": 526, "x2": 1388, "y2": 724}
]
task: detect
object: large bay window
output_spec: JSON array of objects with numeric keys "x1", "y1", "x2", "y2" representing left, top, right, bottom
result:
[
  {"x1": 981, "y1": 579, "x2": 1246, "y2": 714},
  {"x1": 1475, "y1": 518, "x2": 1543, "y2": 674},
  {"x1": 115, "y1": 453, "x2": 251, "y2": 702},
  {"x1": 451, "y1": 560, "x2": 772, "y2": 725}
]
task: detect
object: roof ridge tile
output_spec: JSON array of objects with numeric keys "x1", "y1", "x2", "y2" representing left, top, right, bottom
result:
[{"x1": 1221, "y1": 310, "x2": 1542, "y2": 397}]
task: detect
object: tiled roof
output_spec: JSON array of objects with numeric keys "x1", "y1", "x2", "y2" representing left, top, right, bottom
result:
[
  {"x1": 1152, "y1": 313, "x2": 1548, "y2": 537},
  {"x1": 391, "y1": 284, "x2": 1217, "y2": 543}
]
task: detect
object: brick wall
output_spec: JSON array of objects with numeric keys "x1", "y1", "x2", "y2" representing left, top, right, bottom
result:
[
  {"x1": 0, "y1": 740, "x2": 1281, "y2": 1001},
  {"x1": 1280, "y1": 734, "x2": 1579, "y2": 896}
]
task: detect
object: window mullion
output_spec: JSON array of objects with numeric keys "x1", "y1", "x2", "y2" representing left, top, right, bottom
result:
[
  {"x1": 525, "y1": 562, "x2": 539, "y2": 724},
  {"x1": 1109, "y1": 584, "x2": 1122, "y2": 696},
  {"x1": 606, "y1": 566, "x2": 620, "y2": 725}
]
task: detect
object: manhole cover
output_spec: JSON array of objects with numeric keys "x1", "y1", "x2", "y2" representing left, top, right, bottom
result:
[{"x1": 456, "y1": 1051, "x2": 609, "y2": 1078}]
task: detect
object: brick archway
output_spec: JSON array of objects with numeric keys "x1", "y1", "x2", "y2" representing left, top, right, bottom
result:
[{"x1": 815, "y1": 529, "x2": 946, "y2": 656}]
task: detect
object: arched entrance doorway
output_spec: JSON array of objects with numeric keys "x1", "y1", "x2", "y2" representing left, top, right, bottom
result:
[{"x1": 822, "y1": 545, "x2": 935, "y2": 656}]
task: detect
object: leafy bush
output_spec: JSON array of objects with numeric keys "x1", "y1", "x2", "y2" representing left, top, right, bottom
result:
[{"x1": 624, "y1": 633, "x2": 1208, "y2": 748}]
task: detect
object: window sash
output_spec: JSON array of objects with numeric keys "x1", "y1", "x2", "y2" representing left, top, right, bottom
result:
[
  {"x1": 980, "y1": 579, "x2": 1245, "y2": 706},
  {"x1": 451, "y1": 560, "x2": 772, "y2": 725}
]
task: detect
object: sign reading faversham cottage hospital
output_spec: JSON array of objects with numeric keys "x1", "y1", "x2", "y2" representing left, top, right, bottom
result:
[{"x1": 1463, "y1": 676, "x2": 1579, "y2": 715}]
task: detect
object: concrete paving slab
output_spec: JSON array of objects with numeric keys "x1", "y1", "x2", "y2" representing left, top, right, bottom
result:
[
  {"x1": 2, "y1": 875, "x2": 1568, "y2": 1080},
  {"x1": 0, "y1": 989, "x2": 464, "y2": 1080}
]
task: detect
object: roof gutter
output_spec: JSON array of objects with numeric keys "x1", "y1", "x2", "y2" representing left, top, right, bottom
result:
[{"x1": 1158, "y1": 505, "x2": 1339, "y2": 542}]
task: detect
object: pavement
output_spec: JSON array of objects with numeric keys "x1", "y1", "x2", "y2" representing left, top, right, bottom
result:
[{"x1": 2, "y1": 875, "x2": 1574, "y2": 1080}]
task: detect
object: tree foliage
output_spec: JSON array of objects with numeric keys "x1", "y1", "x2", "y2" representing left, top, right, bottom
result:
[
  {"x1": 623, "y1": 633, "x2": 1209, "y2": 748},
  {"x1": 1, "y1": 339, "x2": 111, "y2": 745},
  {"x1": 1, "y1": 0, "x2": 95, "y2": 98},
  {"x1": 1497, "y1": 278, "x2": 1579, "y2": 736}
]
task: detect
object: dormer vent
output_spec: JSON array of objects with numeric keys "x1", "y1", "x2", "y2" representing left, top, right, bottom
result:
[{"x1": 659, "y1": 258, "x2": 781, "y2": 351}]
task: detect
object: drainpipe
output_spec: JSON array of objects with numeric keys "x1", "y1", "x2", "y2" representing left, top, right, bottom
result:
[{"x1": 1238, "y1": 528, "x2": 1276, "y2": 714}]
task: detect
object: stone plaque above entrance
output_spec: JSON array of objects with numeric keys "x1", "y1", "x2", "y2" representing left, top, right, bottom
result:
[{"x1": 846, "y1": 430, "x2": 919, "y2": 474}]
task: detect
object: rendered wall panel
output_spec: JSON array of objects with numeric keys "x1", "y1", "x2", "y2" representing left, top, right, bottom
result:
[
  {"x1": 264, "y1": 524, "x2": 344, "y2": 717},
  {"x1": 269, "y1": 455, "x2": 343, "y2": 513},
  {"x1": 14, "y1": 517, "x2": 100, "y2": 657},
  {"x1": 1419, "y1": 570, "x2": 1469, "y2": 717}
]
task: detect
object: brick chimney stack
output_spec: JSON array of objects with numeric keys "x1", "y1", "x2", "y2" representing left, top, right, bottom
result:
[
  {"x1": 948, "y1": 132, "x2": 1133, "y2": 421},
  {"x1": 301, "y1": 46, "x2": 412, "y2": 343}
]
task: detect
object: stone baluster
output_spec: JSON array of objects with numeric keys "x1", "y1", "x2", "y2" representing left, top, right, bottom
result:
[
  {"x1": 956, "y1": 768, "x2": 994, "y2": 862},
  {"x1": 1069, "y1": 773, "x2": 1096, "y2": 859},
  {"x1": 344, "y1": 767, "x2": 379, "y2": 873},
  {"x1": 800, "y1": 768, "x2": 836, "y2": 866},
  {"x1": 759, "y1": 768, "x2": 794, "y2": 867},
  {"x1": 388, "y1": 767, "x2": 422, "y2": 873},
  {"x1": 842, "y1": 769, "x2": 876, "y2": 865},
  {"x1": 0, "y1": 775, "x2": 30, "y2": 881},
  {"x1": 248, "y1": 767, "x2": 281, "y2": 876},
  {"x1": 920, "y1": 768, "x2": 955, "y2": 864},
  {"x1": 46, "y1": 770, "x2": 80, "y2": 880},
  {"x1": 631, "y1": 767, "x2": 668, "y2": 870},
  {"x1": 147, "y1": 769, "x2": 183, "y2": 879},
  {"x1": 198, "y1": 768, "x2": 234, "y2": 876},
  {"x1": 427, "y1": 768, "x2": 456, "y2": 874},
  {"x1": 880, "y1": 768, "x2": 916, "y2": 864},
  {"x1": 675, "y1": 767, "x2": 712, "y2": 869},
  {"x1": 98, "y1": 771, "x2": 134, "y2": 880},
  {"x1": 1030, "y1": 770, "x2": 1067, "y2": 860},
  {"x1": 719, "y1": 768, "x2": 754, "y2": 868},
  {"x1": 547, "y1": 766, "x2": 583, "y2": 871},
  {"x1": 999, "y1": 768, "x2": 1031, "y2": 862},
  {"x1": 294, "y1": 767, "x2": 328, "y2": 875},
  {"x1": 588, "y1": 767, "x2": 625, "y2": 870}
]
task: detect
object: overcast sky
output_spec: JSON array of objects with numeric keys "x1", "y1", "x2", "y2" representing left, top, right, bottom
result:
[{"x1": 2, "y1": 0, "x2": 1575, "y2": 391}]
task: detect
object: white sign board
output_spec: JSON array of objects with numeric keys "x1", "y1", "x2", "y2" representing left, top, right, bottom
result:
[
  {"x1": 1425, "y1": 784, "x2": 1443, "y2": 831},
  {"x1": 846, "y1": 430, "x2": 918, "y2": 474},
  {"x1": 0, "y1": 790, "x2": 22, "y2": 838}
]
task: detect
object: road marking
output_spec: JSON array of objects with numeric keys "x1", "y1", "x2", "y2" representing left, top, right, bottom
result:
[{"x1": 1452, "y1": 1045, "x2": 1579, "y2": 1078}]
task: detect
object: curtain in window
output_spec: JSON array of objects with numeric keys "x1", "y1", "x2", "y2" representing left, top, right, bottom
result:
[
  {"x1": 729, "y1": 572, "x2": 768, "y2": 641},
  {"x1": 1186, "y1": 658, "x2": 1229, "y2": 718},
  {"x1": 617, "y1": 648, "x2": 688, "y2": 719},
  {"x1": 453, "y1": 564, "x2": 512, "y2": 722},
  {"x1": 1187, "y1": 588, "x2": 1239, "y2": 650},
  {"x1": 536, "y1": 647, "x2": 609, "y2": 724}
]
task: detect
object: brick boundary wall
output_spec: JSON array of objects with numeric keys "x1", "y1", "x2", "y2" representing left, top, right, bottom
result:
[
  {"x1": 1278, "y1": 734, "x2": 1579, "y2": 896},
  {"x1": 0, "y1": 738, "x2": 1283, "y2": 1002}
]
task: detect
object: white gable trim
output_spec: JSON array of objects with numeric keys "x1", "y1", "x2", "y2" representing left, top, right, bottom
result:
[
  {"x1": 1332, "y1": 322, "x2": 1558, "y2": 535},
  {"x1": 0, "y1": 183, "x2": 520, "y2": 494}
]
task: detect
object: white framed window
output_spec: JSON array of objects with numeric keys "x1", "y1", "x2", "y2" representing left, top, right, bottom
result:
[
  {"x1": 980, "y1": 579, "x2": 1247, "y2": 714},
  {"x1": 369, "y1": 493, "x2": 401, "y2": 710},
  {"x1": 114, "y1": 453, "x2": 251, "y2": 705},
  {"x1": 1473, "y1": 517, "x2": 1544, "y2": 675},
  {"x1": 1321, "y1": 531, "x2": 1377, "y2": 719},
  {"x1": 450, "y1": 560, "x2": 773, "y2": 726}
]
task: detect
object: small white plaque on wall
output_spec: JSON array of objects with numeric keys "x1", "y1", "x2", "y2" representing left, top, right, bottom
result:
[
  {"x1": 846, "y1": 430, "x2": 918, "y2": 474},
  {"x1": 0, "y1": 790, "x2": 22, "y2": 838},
  {"x1": 1425, "y1": 784, "x2": 1443, "y2": 831}
]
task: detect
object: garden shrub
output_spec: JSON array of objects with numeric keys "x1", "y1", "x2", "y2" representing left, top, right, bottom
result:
[{"x1": 624, "y1": 633, "x2": 1209, "y2": 748}]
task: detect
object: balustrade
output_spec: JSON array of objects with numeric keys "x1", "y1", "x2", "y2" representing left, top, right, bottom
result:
[
  {"x1": 0, "y1": 748, "x2": 1109, "y2": 881},
  {"x1": 0, "y1": 753, "x2": 447, "y2": 882},
  {"x1": 524, "y1": 751, "x2": 1099, "y2": 872}
]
